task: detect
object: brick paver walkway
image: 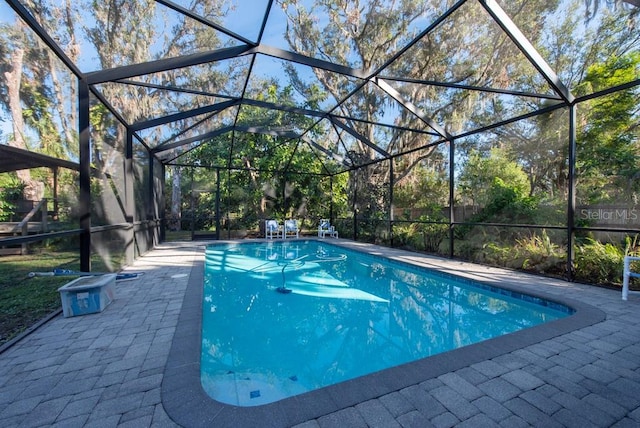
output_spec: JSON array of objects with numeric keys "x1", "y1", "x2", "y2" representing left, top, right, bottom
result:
[{"x1": 1, "y1": 240, "x2": 639, "y2": 427}]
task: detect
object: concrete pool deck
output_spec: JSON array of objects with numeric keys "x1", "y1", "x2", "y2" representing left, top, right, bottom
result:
[{"x1": 1, "y1": 239, "x2": 639, "y2": 427}]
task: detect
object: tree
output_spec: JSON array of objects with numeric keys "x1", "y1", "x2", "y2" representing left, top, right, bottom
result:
[
  {"x1": 0, "y1": 3, "x2": 78, "y2": 209},
  {"x1": 280, "y1": 0, "x2": 446, "y2": 218},
  {"x1": 0, "y1": 21, "x2": 39, "y2": 199},
  {"x1": 0, "y1": 1, "x2": 80, "y2": 185},
  {"x1": 458, "y1": 147, "x2": 531, "y2": 209},
  {"x1": 279, "y1": 0, "x2": 572, "y2": 222},
  {"x1": 465, "y1": 0, "x2": 639, "y2": 207},
  {"x1": 584, "y1": 0, "x2": 640, "y2": 22},
  {"x1": 184, "y1": 80, "x2": 330, "y2": 229},
  {"x1": 575, "y1": 52, "x2": 640, "y2": 203},
  {"x1": 0, "y1": 0, "x2": 236, "y2": 228}
]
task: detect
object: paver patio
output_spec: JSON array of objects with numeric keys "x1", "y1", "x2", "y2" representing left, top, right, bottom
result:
[{"x1": 1, "y1": 240, "x2": 639, "y2": 427}]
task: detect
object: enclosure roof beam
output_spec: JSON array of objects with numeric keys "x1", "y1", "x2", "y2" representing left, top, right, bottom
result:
[
  {"x1": 226, "y1": 50, "x2": 260, "y2": 172},
  {"x1": 0, "y1": 144, "x2": 79, "y2": 173},
  {"x1": 130, "y1": 99, "x2": 240, "y2": 131},
  {"x1": 379, "y1": 75, "x2": 564, "y2": 101},
  {"x1": 89, "y1": 87, "x2": 135, "y2": 132},
  {"x1": 301, "y1": 136, "x2": 352, "y2": 168},
  {"x1": 330, "y1": 121, "x2": 359, "y2": 167},
  {"x1": 255, "y1": 0, "x2": 276, "y2": 45},
  {"x1": 300, "y1": 137, "x2": 337, "y2": 175},
  {"x1": 5, "y1": 0, "x2": 83, "y2": 78},
  {"x1": 234, "y1": 126, "x2": 300, "y2": 139},
  {"x1": 151, "y1": 126, "x2": 235, "y2": 154},
  {"x1": 115, "y1": 79, "x2": 237, "y2": 100},
  {"x1": 330, "y1": 118, "x2": 391, "y2": 157},
  {"x1": 574, "y1": 78, "x2": 640, "y2": 104},
  {"x1": 166, "y1": 162, "x2": 332, "y2": 177},
  {"x1": 354, "y1": 101, "x2": 569, "y2": 166},
  {"x1": 368, "y1": 0, "x2": 468, "y2": 78},
  {"x1": 452, "y1": 100, "x2": 567, "y2": 141},
  {"x1": 157, "y1": 140, "x2": 203, "y2": 164},
  {"x1": 243, "y1": 98, "x2": 438, "y2": 136},
  {"x1": 88, "y1": 86, "x2": 157, "y2": 157},
  {"x1": 155, "y1": 0, "x2": 257, "y2": 46},
  {"x1": 150, "y1": 111, "x2": 221, "y2": 149},
  {"x1": 242, "y1": 98, "x2": 327, "y2": 119},
  {"x1": 151, "y1": 124, "x2": 302, "y2": 155},
  {"x1": 254, "y1": 44, "x2": 369, "y2": 80},
  {"x1": 85, "y1": 45, "x2": 254, "y2": 85},
  {"x1": 375, "y1": 77, "x2": 452, "y2": 140},
  {"x1": 479, "y1": 0, "x2": 574, "y2": 104},
  {"x1": 331, "y1": 113, "x2": 440, "y2": 136}
]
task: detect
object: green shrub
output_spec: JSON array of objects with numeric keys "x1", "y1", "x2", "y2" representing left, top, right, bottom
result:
[
  {"x1": 574, "y1": 238, "x2": 624, "y2": 285},
  {"x1": 459, "y1": 230, "x2": 566, "y2": 276},
  {"x1": 478, "y1": 241, "x2": 512, "y2": 265},
  {"x1": 514, "y1": 231, "x2": 566, "y2": 275},
  {"x1": 0, "y1": 175, "x2": 25, "y2": 221},
  {"x1": 415, "y1": 215, "x2": 448, "y2": 254},
  {"x1": 391, "y1": 222, "x2": 415, "y2": 248}
]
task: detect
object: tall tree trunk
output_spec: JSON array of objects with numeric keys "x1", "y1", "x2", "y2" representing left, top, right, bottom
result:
[
  {"x1": 170, "y1": 167, "x2": 182, "y2": 231},
  {"x1": 5, "y1": 46, "x2": 26, "y2": 154},
  {"x1": 4, "y1": 40, "x2": 42, "y2": 200},
  {"x1": 243, "y1": 156, "x2": 267, "y2": 217},
  {"x1": 44, "y1": 0, "x2": 78, "y2": 155}
]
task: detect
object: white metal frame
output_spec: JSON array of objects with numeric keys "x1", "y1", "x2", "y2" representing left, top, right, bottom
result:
[
  {"x1": 622, "y1": 256, "x2": 640, "y2": 300},
  {"x1": 283, "y1": 219, "x2": 299, "y2": 239},
  {"x1": 265, "y1": 219, "x2": 282, "y2": 239},
  {"x1": 318, "y1": 219, "x2": 338, "y2": 238}
]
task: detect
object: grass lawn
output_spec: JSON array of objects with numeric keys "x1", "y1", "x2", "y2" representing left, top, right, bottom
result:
[
  {"x1": 0, "y1": 252, "x2": 115, "y2": 346},
  {"x1": 165, "y1": 230, "x2": 192, "y2": 241},
  {"x1": 1, "y1": 234, "x2": 193, "y2": 347}
]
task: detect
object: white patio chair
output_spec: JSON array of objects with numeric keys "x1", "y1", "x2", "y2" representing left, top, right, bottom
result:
[
  {"x1": 622, "y1": 255, "x2": 640, "y2": 300},
  {"x1": 283, "y1": 219, "x2": 299, "y2": 239},
  {"x1": 318, "y1": 219, "x2": 338, "y2": 238},
  {"x1": 265, "y1": 219, "x2": 282, "y2": 239}
]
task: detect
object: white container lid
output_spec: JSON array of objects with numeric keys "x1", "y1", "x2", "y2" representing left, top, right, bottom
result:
[{"x1": 57, "y1": 274, "x2": 117, "y2": 292}]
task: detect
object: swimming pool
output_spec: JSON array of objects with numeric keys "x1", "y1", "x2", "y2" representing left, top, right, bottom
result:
[{"x1": 200, "y1": 240, "x2": 572, "y2": 406}]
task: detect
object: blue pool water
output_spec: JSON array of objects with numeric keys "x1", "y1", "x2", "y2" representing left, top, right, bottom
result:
[{"x1": 201, "y1": 241, "x2": 572, "y2": 406}]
